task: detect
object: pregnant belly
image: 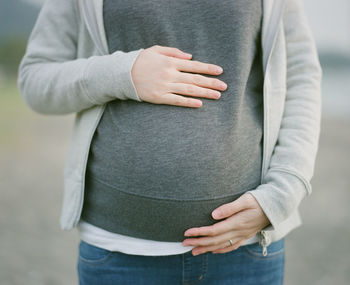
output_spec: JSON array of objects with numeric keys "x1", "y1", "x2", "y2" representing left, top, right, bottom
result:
[
  {"x1": 83, "y1": 98, "x2": 262, "y2": 241},
  {"x1": 87, "y1": 99, "x2": 263, "y2": 201}
]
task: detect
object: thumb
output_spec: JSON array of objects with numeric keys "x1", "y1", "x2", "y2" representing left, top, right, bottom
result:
[
  {"x1": 211, "y1": 194, "x2": 248, "y2": 220},
  {"x1": 153, "y1": 45, "x2": 192, "y2": 59}
]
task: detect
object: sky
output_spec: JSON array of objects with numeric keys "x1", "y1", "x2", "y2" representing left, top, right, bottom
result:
[{"x1": 22, "y1": 0, "x2": 350, "y2": 55}]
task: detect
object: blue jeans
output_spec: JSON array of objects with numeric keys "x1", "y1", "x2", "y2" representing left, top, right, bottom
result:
[{"x1": 77, "y1": 238, "x2": 285, "y2": 285}]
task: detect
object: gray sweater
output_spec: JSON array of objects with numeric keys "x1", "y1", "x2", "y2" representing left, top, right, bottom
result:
[{"x1": 81, "y1": 0, "x2": 264, "y2": 241}]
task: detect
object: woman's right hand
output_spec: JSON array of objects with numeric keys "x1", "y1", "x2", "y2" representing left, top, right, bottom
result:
[{"x1": 131, "y1": 45, "x2": 228, "y2": 108}]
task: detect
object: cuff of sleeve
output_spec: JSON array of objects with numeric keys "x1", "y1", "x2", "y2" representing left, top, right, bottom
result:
[
  {"x1": 122, "y1": 48, "x2": 144, "y2": 102},
  {"x1": 245, "y1": 168, "x2": 309, "y2": 232},
  {"x1": 83, "y1": 48, "x2": 144, "y2": 105}
]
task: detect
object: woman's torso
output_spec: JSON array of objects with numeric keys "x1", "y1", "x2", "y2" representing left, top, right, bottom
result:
[{"x1": 81, "y1": 0, "x2": 264, "y2": 241}]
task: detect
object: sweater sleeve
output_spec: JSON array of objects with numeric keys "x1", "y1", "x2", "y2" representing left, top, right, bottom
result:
[
  {"x1": 246, "y1": 0, "x2": 322, "y2": 231},
  {"x1": 17, "y1": 0, "x2": 144, "y2": 115}
]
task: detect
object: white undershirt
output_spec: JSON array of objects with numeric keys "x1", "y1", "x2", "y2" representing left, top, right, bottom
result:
[{"x1": 77, "y1": 219, "x2": 259, "y2": 256}]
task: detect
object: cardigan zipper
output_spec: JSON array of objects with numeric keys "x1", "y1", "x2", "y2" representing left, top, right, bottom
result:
[{"x1": 258, "y1": 230, "x2": 271, "y2": 256}]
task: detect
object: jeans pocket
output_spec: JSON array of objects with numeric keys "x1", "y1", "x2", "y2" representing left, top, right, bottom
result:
[
  {"x1": 78, "y1": 240, "x2": 114, "y2": 265},
  {"x1": 242, "y1": 238, "x2": 285, "y2": 259}
]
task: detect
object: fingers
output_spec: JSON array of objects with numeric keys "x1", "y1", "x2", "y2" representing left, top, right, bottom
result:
[
  {"x1": 184, "y1": 221, "x2": 226, "y2": 237},
  {"x1": 152, "y1": 45, "x2": 224, "y2": 78},
  {"x1": 184, "y1": 213, "x2": 247, "y2": 237},
  {"x1": 188, "y1": 236, "x2": 247, "y2": 256},
  {"x1": 175, "y1": 57, "x2": 224, "y2": 75},
  {"x1": 188, "y1": 234, "x2": 255, "y2": 255},
  {"x1": 174, "y1": 72, "x2": 227, "y2": 92},
  {"x1": 184, "y1": 207, "x2": 261, "y2": 238},
  {"x1": 152, "y1": 45, "x2": 192, "y2": 60},
  {"x1": 212, "y1": 193, "x2": 255, "y2": 220},
  {"x1": 212, "y1": 239, "x2": 248, "y2": 254},
  {"x1": 183, "y1": 230, "x2": 239, "y2": 247},
  {"x1": 167, "y1": 82, "x2": 221, "y2": 100},
  {"x1": 156, "y1": 93, "x2": 203, "y2": 108}
]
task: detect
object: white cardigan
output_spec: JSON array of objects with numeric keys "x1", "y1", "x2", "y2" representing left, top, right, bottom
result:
[{"x1": 18, "y1": 0, "x2": 322, "y2": 254}]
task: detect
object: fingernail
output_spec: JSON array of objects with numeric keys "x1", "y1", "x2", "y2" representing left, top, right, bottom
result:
[
  {"x1": 212, "y1": 210, "x2": 221, "y2": 219},
  {"x1": 216, "y1": 66, "x2": 223, "y2": 73},
  {"x1": 195, "y1": 100, "x2": 202, "y2": 108}
]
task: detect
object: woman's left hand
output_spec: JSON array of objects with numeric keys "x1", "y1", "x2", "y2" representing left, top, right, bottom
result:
[{"x1": 182, "y1": 193, "x2": 271, "y2": 255}]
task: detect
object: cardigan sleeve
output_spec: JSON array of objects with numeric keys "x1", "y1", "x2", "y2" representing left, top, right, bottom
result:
[
  {"x1": 17, "y1": 0, "x2": 144, "y2": 115},
  {"x1": 246, "y1": 0, "x2": 322, "y2": 231}
]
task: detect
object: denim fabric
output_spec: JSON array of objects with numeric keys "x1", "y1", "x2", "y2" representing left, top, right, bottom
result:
[{"x1": 77, "y1": 238, "x2": 285, "y2": 285}]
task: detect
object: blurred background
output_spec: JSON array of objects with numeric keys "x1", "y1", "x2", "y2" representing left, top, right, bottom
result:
[{"x1": 0, "y1": 0, "x2": 349, "y2": 284}]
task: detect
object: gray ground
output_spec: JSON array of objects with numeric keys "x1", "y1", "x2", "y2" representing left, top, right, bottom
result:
[{"x1": 1, "y1": 86, "x2": 349, "y2": 284}]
